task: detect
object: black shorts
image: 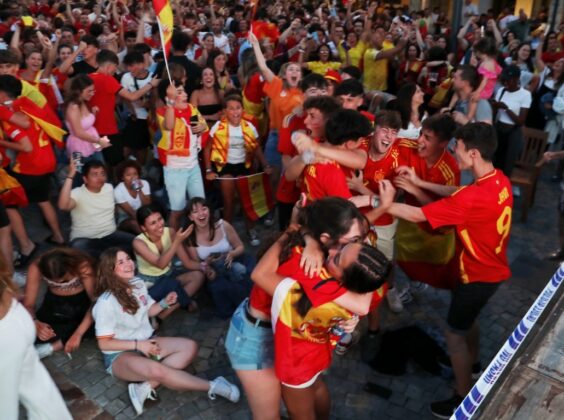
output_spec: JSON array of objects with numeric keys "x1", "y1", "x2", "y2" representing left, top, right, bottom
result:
[
  {"x1": 447, "y1": 281, "x2": 502, "y2": 333},
  {"x1": 215, "y1": 163, "x2": 250, "y2": 178},
  {"x1": 0, "y1": 202, "x2": 9, "y2": 228},
  {"x1": 10, "y1": 171, "x2": 52, "y2": 203},
  {"x1": 123, "y1": 118, "x2": 151, "y2": 150}
]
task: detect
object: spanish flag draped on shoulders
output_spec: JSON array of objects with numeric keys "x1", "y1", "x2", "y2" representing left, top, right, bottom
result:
[
  {"x1": 209, "y1": 117, "x2": 260, "y2": 171},
  {"x1": 271, "y1": 246, "x2": 351, "y2": 386},
  {"x1": 12, "y1": 96, "x2": 65, "y2": 147},
  {"x1": 155, "y1": 104, "x2": 208, "y2": 166},
  {"x1": 395, "y1": 137, "x2": 461, "y2": 289}
]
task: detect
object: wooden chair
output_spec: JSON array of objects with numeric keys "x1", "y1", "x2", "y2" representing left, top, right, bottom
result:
[{"x1": 510, "y1": 127, "x2": 548, "y2": 222}]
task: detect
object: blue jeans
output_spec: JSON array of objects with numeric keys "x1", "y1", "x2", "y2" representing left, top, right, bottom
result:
[
  {"x1": 264, "y1": 129, "x2": 281, "y2": 166},
  {"x1": 70, "y1": 231, "x2": 134, "y2": 259},
  {"x1": 138, "y1": 269, "x2": 192, "y2": 308}
]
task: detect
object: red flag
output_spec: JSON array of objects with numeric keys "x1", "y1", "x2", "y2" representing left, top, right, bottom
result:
[
  {"x1": 0, "y1": 168, "x2": 28, "y2": 207},
  {"x1": 236, "y1": 173, "x2": 274, "y2": 221},
  {"x1": 153, "y1": 0, "x2": 173, "y2": 57}
]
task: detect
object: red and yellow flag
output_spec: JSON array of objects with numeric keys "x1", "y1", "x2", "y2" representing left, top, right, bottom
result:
[
  {"x1": 236, "y1": 173, "x2": 274, "y2": 221},
  {"x1": 153, "y1": 0, "x2": 174, "y2": 57},
  {"x1": 14, "y1": 96, "x2": 66, "y2": 147}
]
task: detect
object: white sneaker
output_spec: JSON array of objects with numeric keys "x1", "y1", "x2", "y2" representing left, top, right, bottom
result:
[
  {"x1": 128, "y1": 381, "x2": 156, "y2": 415},
  {"x1": 248, "y1": 229, "x2": 260, "y2": 247},
  {"x1": 35, "y1": 343, "x2": 54, "y2": 359},
  {"x1": 263, "y1": 214, "x2": 274, "y2": 226},
  {"x1": 386, "y1": 288, "x2": 404, "y2": 313},
  {"x1": 208, "y1": 376, "x2": 240, "y2": 403},
  {"x1": 12, "y1": 271, "x2": 27, "y2": 288}
]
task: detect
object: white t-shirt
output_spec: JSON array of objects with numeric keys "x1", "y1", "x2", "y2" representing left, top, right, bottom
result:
[
  {"x1": 120, "y1": 72, "x2": 152, "y2": 119},
  {"x1": 92, "y1": 278, "x2": 155, "y2": 354},
  {"x1": 70, "y1": 184, "x2": 116, "y2": 240},
  {"x1": 213, "y1": 33, "x2": 231, "y2": 54},
  {"x1": 495, "y1": 87, "x2": 532, "y2": 125},
  {"x1": 114, "y1": 180, "x2": 151, "y2": 221},
  {"x1": 209, "y1": 121, "x2": 259, "y2": 164}
]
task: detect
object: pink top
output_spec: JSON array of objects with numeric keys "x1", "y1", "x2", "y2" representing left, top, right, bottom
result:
[
  {"x1": 478, "y1": 61, "x2": 502, "y2": 99},
  {"x1": 65, "y1": 113, "x2": 100, "y2": 158}
]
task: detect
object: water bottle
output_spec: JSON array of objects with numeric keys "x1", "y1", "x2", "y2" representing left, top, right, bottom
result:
[{"x1": 291, "y1": 131, "x2": 315, "y2": 164}]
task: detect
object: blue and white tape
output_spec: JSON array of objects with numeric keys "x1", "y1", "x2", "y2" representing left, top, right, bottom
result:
[{"x1": 451, "y1": 263, "x2": 564, "y2": 420}]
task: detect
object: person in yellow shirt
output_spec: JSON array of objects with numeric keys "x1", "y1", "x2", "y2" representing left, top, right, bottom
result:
[
  {"x1": 299, "y1": 44, "x2": 342, "y2": 75},
  {"x1": 363, "y1": 28, "x2": 408, "y2": 92}
]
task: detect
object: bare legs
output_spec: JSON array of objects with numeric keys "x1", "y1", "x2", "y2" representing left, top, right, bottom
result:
[
  {"x1": 111, "y1": 337, "x2": 210, "y2": 392},
  {"x1": 236, "y1": 368, "x2": 281, "y2": 420},
  {"x1": 444, "y1": 321, "x2": 480, "y2": 397},
  {"x1": 281, "y1": 377, "x2": 330, "y2": 420}
]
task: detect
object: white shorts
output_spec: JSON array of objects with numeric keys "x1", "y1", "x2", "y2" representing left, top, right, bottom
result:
[
  {"x1": 373, "y1": 219, "x2": 398, "y2": 261},
  {"x1": 281, "y1": 370, "x2": 324, "y2": 389}
]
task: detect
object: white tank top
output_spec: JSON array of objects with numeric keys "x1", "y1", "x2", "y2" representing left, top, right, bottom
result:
[{"x1": 196, "y1": 220, "x2": 232, "y2": 260}]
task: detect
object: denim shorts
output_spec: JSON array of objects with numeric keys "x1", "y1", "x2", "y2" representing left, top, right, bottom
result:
[
  {"x1": 225, "y1": 298, "x2": 274, "y2": 370},
  {"x1": 138, "y1": 270, "x2": 191, "y2": 308},
  {"x1": 163, "y1": 166, "x2": 205, "y2": 211},
  {"x1": 264, "y1": 129, "x2": 281, "y2": 167},
  {"x1": 103, "y1": 351, "x2": 126, "y2": 376}
]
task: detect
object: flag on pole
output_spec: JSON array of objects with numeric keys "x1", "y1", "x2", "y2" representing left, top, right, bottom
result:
[
  {"x1": 236, "y1": 173, "x2": 275, "y2": 221},
  {"x1": 153, "y1": 0, "x2": 174, "y2": 58}
]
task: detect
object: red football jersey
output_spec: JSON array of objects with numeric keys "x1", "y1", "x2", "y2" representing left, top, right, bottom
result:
[
  {"x1": 1, "y1": 120, "x2": 56, "y2": 175},
  {"x1": 276, "y1": 113, "x2": 307, "y2": 203},
  {"x1": 422, "y1": 169, "x2": 512, "y2": 284},
  {"x1": 397, "y1": 139, "x2": 460, "y2": 206},
  {"x1": 361, "y1": 140, "x2": 402, "y2": 225},
  {"x1": 302, "y1": 161, "x2": 352, "y2": 202}
]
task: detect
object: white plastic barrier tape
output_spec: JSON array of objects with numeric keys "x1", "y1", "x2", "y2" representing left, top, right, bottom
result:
[{"x1": 451, "y1": 263, "x2": 564, "y2": 420}]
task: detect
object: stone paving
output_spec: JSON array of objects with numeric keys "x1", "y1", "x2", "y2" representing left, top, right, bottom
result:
[{"x1": 18, "y1": 166, "x2": 564, "y2": 419}]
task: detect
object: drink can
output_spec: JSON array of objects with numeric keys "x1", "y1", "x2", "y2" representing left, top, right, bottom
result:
[{"x1": 131, "y1": 179, "x2": 142, "y2": 191}]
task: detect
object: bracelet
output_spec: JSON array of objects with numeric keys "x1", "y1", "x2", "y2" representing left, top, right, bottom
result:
[
  {"x1": 134, "y1": 339, "x2": 137, "y2": 351},
  {"x1": 371, "y1": 195, "x2": 380, "y2": 209},
  {"x1": 66, "y1": 176, "x2": 73, "y2": 180},
  {"x1": 159, "y1": 299, "x2": 170, "y2": 310},
  {"x1": 165, "y1": 98, "x2": 175, "y2": 106}
]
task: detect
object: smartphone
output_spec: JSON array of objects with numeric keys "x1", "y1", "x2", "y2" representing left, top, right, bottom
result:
[
  {"x1": 190, "y1": 115, "x2": 199, "y2": 127},
  {"x1": 363, "y1": 382, "x2": 392, "y2": 399}
]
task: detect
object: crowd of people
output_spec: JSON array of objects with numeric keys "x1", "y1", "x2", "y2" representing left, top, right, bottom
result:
[{"x1": 1, "y1": 0, "x2": 563, "y2": 419}]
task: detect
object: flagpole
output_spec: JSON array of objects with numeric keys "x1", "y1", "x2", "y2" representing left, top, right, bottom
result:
[{"x1": 155, "y1": 15, "x2": 173, "y2": 84}]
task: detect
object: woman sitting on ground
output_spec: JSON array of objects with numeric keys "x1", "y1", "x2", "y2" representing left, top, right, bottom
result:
[
  {"x1": 92, "y1": 247, "x2": 240, "y2": 416},
  {"x1": 23, "y1": 248, "x2": 96, "y2": 359},
  {"x1": 184, "y1": 197, "x2": 255, "y2": 319},
  {"x1": 133, "y1": 204, "x2": 204, "y2": 317},
  {"x1": 114, "y1": 160, "x2": 151, "y2": 235}
]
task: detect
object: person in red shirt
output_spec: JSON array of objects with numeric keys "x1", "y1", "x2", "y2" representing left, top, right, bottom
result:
[
  {"x1": 347, "y1": 110, "x2": 405, "y2": 358},
  {"x1": 0, "y1": 75, "x2": 65, "y2": 260},
  {"x1": 393, "y1": 114, "x2": 460, "y2": 292},
  {"x1": 334, "y1": 79, "x2": 375, "y2": 123},
  {"x1": 88, "y1": 49, "x2": 159, "y2": 167},
  {"x1": 277, "y1": 76, "x2": 339, "y2": 230},
  {"x1": 287, "y1": 109, "x2": 372, "y2": 203},
  {"x1": 385, "y1": 122, "x2": 512, "y2": 418}
]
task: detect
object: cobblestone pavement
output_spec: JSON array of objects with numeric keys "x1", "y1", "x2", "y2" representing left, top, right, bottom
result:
[{"x1": 19, "y1": 167, "x2": 564, "y2": 419}]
